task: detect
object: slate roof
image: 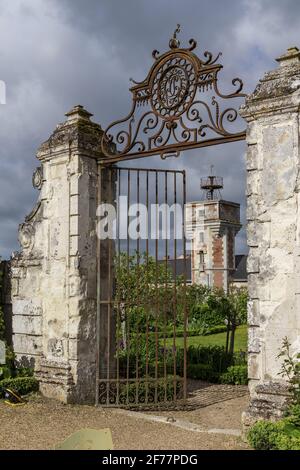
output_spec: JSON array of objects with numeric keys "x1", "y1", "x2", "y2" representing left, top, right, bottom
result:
[
  {"x1": 158, "y1": 254, "x2": 248, "y2": 283},
  {"x1": 232, "y1": 254, "x2": 248, "y2": 281}
]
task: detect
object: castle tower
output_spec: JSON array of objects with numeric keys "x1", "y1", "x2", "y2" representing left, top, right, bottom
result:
[{"x1": 186, "y1": 169, "x2": 242, "y2": 292}]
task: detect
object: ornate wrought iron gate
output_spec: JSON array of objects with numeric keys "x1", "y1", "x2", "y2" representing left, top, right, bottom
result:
[
  {"x1": 96, "y1": 25, "x2": 246, "y2": 407},
  {"x1": 96, "y1": 166, "x2": 188, "y2": 407}
]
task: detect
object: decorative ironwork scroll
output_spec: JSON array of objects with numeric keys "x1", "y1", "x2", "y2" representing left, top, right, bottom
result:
[{"x1": 101, "y1": 25, "x2": 246, "y2": 163}]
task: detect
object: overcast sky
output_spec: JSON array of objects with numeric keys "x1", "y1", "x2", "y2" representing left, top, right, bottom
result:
[{"x1": 1, "y1": 0, "x2": 300, "y2": 258}]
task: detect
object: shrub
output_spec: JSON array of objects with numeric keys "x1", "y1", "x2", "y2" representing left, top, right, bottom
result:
[
  {"x1": 220, "y1": 365, "x2": 248, "y2": 385},
  {"x1": 233, "y1": 350, "x2": 247, "y2": 366},
  {"x1": 0, "y1": 366, "x2": 11, "y2": 380},
  {"x1": 185, "y1": 345, "x2": 234, "y2": 382},
  {"x1": 202, "y1": 325, "x2": 228, "y2": 336},
  {"x1": 0, "y1": 376, "x2": 39, "y2": 398},
  {"x1": 277, "y1": 337, "x2": 300, "y2": 404},
  {"x1": 187, "y1": 345, "x2": 232, "y2": 372},
  {"x1": 285, "y1": 404, "x2": 300, "y2": 427},
  {"x1": 248, "y1": 337, "x2": 300, "y2": 451},
  {"x1": 187, "y1": 363, "x2": 219, "y2": 382},
  {"x1": 247, "y1": 420, "x2": 285, "y2": 450},
  {"x1": 248, "y1": 420, "x2": 300, "y2": 450},
  {"x1": 15, "y1": 367, "x2": 34, "y2": 378},
  {"x1": 118, "y1": 376, "x2": 183, "y2": 405},
  {"x1": 275, "y1": 432, "x2": 300, "y2": 450}
]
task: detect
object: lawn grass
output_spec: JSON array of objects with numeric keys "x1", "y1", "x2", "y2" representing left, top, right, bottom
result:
[{"x1": 165, "y1": 325, "x2": 247, "y2": 351}]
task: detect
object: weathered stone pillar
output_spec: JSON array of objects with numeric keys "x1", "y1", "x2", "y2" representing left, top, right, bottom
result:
[
  {"x1": 240, "y1": 48, "x2": 300, "y2": 428},
  {"x1": 11, "y1": 105, "x2": 104, "y2": 403}
]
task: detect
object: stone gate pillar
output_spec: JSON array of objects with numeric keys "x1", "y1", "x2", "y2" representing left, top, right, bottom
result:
[
  {"x1": 11, "y1": 105, "x2": 104, "y2": 403},
  {"x1": 240, "y1": 48, "x2": 300, "y2": 427}
]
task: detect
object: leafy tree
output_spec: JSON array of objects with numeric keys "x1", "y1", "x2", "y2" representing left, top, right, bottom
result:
[
  {"x1": 114, "y1": 253, "x2": 248, "y2": 374},
  {"x1": 225, "y1": 287, "x2": 248, "y2": 355}
]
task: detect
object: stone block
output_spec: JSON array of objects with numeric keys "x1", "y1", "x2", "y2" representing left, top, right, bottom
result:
[
  {"x1": 246, "y1": 122, "x2": 259, "y2": 146},
  {"x1": 70, "y1": 195, "x2": 79, "y2": 216},
  {"x1": 262, "y1": 123, "x2": 298, "y2": 206},
  {"x1": 248, "y1": 299, "x2": 260, "y2": 326},
  {"x1": 246, "y1": 144, "x2": 259, "y2": 170},
  {"x1": 248, "y1": 274, "x2": 270, "y2": 301},
  {"x1": 13, "y1": 333, "x2": 42, "y2": 355},
  {"x1": 12, "y1": 315, "x2": 42, "y2": 336},
  {"x1": 69, "y1": 174, "x2": 79, "y2": 196},
  {"x1": 13, "y1": 299, "x2": 43, "y2": 316},
  {"x1": 69, "y1": 215, "x2": 79, "y2": 236},
  {"x1": 248, "y1": 327, "x2": 261, "y2": 354},
  {"x1": 69, "y1": 235, "x2": 79, "y2": 256},
  {"x1": 246, "y1": 195, "x2": 259, "y2": 221},
  {"x1": 246, "y1": 169, "x2": 260, "y2": 196},
  {"x1": 248, "y1": 353, "x2": 261, "y2": 380},
  {"x1": 247, "y1": 250, "x2": 260, "y2": 273}
]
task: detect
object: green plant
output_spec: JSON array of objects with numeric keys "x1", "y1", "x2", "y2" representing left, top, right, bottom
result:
[
  {"x1": 187, "y1": 363, "x2": 219, "y2": 382},
  {"x1": 284, "y1": 404, "x2": 300, "y2": 427},
  {"x1": 274, "y1": 431, "x2": 300, "y2": 450},
  {"x1": 248, "y1": 420, "x2": 300, "y2": 450},
  {"x1": 187, "y1": 344, "x2": 232, "y2": 371},
  {"x1": 0, "y1": 376, "x2": 39, "y2": 398},
  {"x1": 0, "y1": 366, "x2": 11, "y2": 380},
  {"x1": 118, "y1": 376, "x2": 183, "y2": 405},
  {"x1": 220, "y1": 364, "x2": 248, "y2": 385},
  {"x1": 247, "y1": 420, "x2": 286, "y2": 450},
  {"x1": 248, "y1": 337, "x2": 300, "y2": 451},
  {"x1": 16, "y1": 367, "x2": 34, "y2": 377},
  {"x1": 277, "y1": 337, "x2": 300, "y2": 404}
]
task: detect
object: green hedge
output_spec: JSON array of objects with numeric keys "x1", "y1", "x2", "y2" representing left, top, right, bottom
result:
[
  {"x1": 158, "y1": 324, "x2": 228, "y2": 339},
  {"x1": 0, "y1": 376, "x2": 39, "y2": 398},
  {"x1": 119, "y1": 344, "x2": 247, "y2": 383},
  {"x1": 118, "y1": 376, "x2": 183, "y2": 405},
  {"x1": 187, "y1": 364, "x2": 219, "y2": 382},
  {"x1": 220, "y1": 365, "x2": 248, "y2": 385}
]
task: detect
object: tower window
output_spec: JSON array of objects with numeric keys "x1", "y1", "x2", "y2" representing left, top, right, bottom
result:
[{"x1": 199, "y1": 251, "x2": 205, "y2": 264}]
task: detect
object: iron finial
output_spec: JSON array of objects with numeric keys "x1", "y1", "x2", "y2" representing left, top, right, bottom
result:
[{"x1": 169, "y1": 24, "x2": 181, "y2": 49}]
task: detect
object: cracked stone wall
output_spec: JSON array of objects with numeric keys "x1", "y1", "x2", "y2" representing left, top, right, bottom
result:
[
  {"x1": 240, "y1": 47, "x2": 300, "y2": 427},
  {"x1": 11, "y1": 105, "x2": 104, "y2": 403}
]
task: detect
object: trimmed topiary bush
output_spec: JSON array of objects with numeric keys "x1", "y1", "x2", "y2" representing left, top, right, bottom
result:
[{"x1": 0, "y1": 376, "x2": 39, "y2": 398}]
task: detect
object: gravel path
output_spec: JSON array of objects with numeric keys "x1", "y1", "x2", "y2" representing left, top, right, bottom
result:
[{"x1": 0, "y1": 393, "x2": 249, "y2": 450}]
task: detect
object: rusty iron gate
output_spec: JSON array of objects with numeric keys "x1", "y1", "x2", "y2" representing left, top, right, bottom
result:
[
  {"x1": 96, "y1": 25, "x2": 246, "y2": 407},
  {"x1": 96, "y1": 166, "x2": 188, "y2": 407}
]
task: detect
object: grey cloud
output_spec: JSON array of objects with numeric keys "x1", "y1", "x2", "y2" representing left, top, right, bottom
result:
[{"x1": 0, "y1": 0, "x2": 298, "y2": 258}]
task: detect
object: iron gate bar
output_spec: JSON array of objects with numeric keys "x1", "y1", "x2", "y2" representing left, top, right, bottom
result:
[
  {"x1": 183, "y1": 170, "x2": 188, "y2": 399},
  {"x1": 173, "y1": 171, "x2": 177, "y2": 399},
  {"x1": 97, "y1": 166, "x2": 188, "y2": 407},
  {"x1": 155, "y1": 170, "x2": 158, "y2": 404},
  {"x1": 100, "y1": 134, "x2": 246, "y2": 164},
  {"x1": 100, "y1": 25, "x2": 246, "y2": 164}
]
